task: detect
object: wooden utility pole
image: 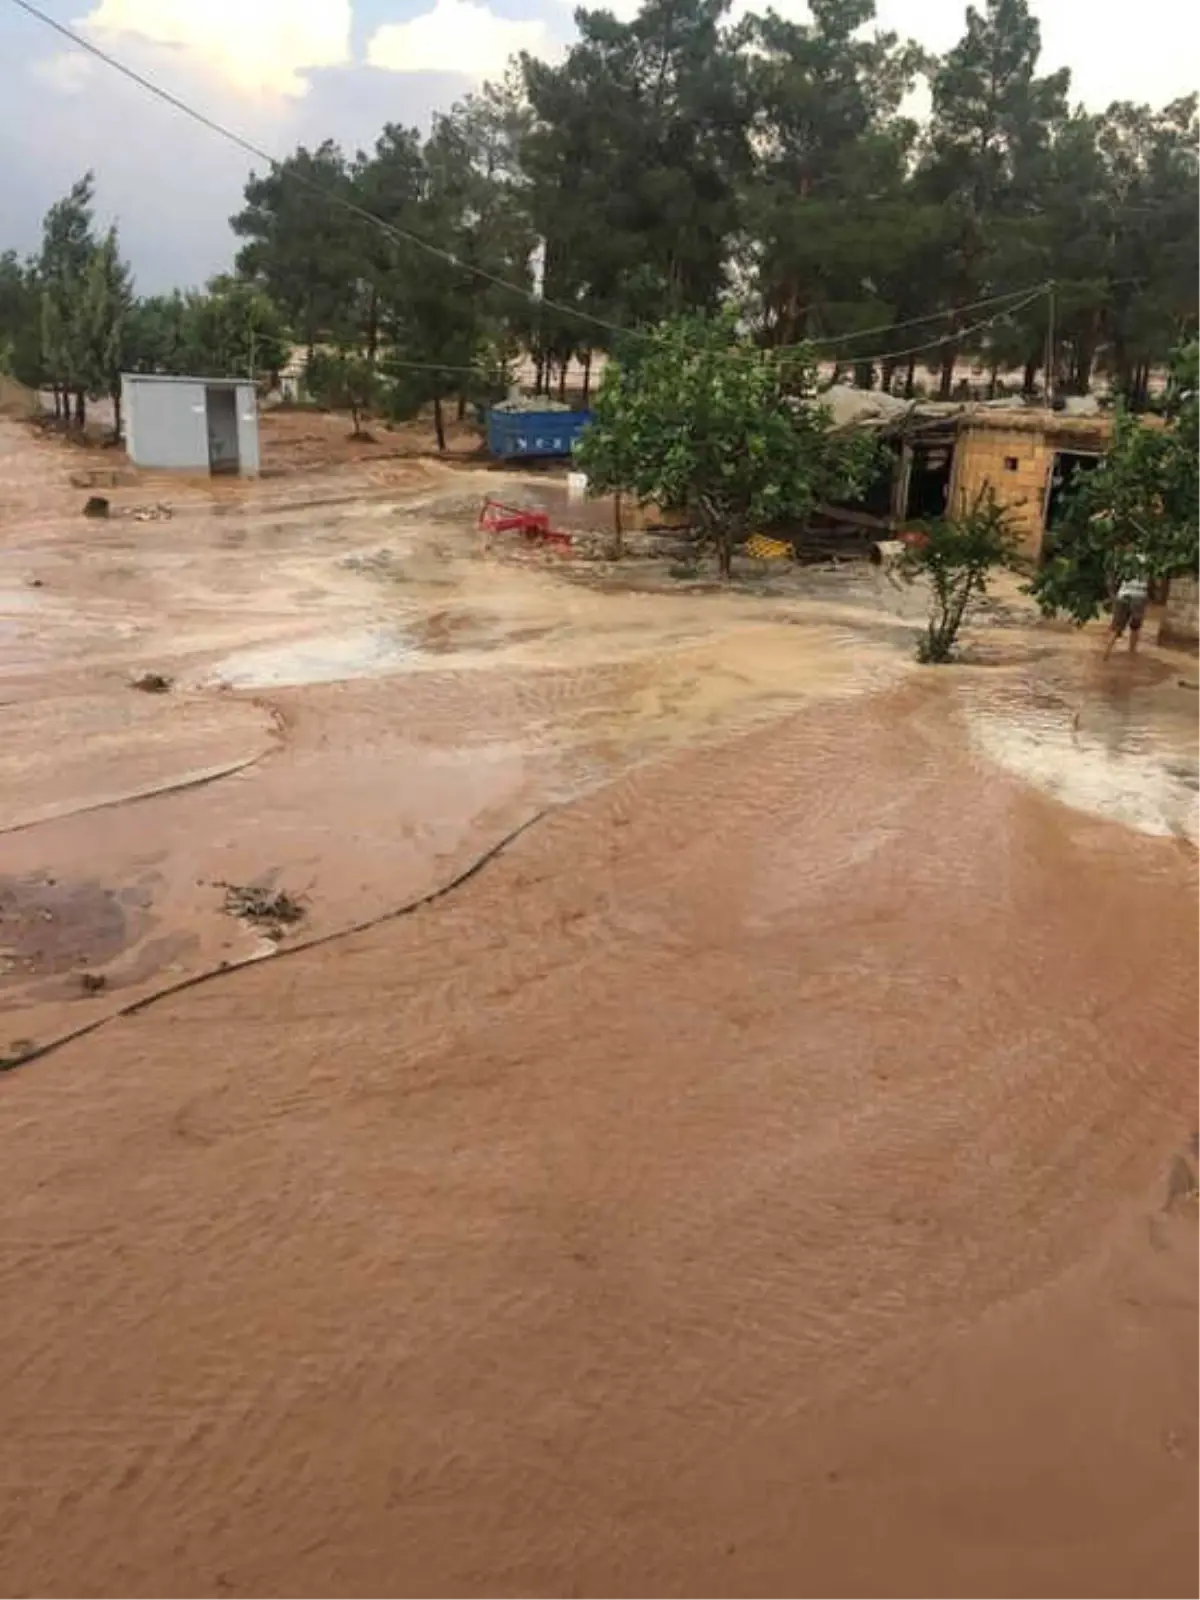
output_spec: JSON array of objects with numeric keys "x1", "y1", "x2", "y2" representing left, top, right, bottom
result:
[{"x1": 1043, "y1": 281, "x2": 1056, "y2": 409}]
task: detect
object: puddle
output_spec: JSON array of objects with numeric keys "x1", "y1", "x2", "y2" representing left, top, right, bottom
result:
[
  {"x1": 206, "y1": 626, "x2": 420, "y2": 688},
  {"x1": 966, "y1": 680, "x2": 1200, "y2": 842}
]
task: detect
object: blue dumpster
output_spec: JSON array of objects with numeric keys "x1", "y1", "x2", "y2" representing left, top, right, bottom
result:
[{"x1": 486, "y1": 408, "x2": 593, "y2": 461}]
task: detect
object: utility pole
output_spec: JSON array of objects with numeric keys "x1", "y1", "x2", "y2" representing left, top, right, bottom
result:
[{"x1": 1044, "y1": 280, "x2": 1056, "y2": 409}]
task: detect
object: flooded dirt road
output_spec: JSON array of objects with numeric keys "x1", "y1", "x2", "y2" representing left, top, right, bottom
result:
[{"x1": 0, "y1": 415, "x2": 1196, "y2": 1596}]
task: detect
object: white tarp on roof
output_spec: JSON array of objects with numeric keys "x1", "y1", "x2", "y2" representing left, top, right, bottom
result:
[{"x1": 817, "y1": 384, "x2": 916, "y2": 428}]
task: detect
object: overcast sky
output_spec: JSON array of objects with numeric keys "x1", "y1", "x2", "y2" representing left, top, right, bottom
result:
[{"x1": 1, "y1": 0, "x2": 1195, "y2": 291}]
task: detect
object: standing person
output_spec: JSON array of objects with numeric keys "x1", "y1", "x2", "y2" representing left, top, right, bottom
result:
[{"x1": 1103, "y1": 553, "x2": 1150, "y2": 659}]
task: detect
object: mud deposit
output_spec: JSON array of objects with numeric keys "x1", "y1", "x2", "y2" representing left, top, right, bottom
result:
[{"x1": 0, "y1": 414, "x2": 1195, "y2": 1597}]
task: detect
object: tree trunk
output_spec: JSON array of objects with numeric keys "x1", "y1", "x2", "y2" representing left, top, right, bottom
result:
[
  {"x1": 1022, "y1": 358, "x2": 1038, "y2": 398},
  {"x1": 717, "y1": 533, "x2": 733, "y2": 580},
  {"x1": 987, "y1": 362, "x2": 1000, "y2": 400},
  {"x1": 581, "y1": 350, "x2": 592, "y2": 406},
  {"x1": 937, "y1": 344, "x2": 957, "y2": 400},
  {"x1": 365, "y1": 290, "x2": 379, "y2": 368},
  {"x1": 351, "y1": 403, "x2": 362, "y2": 438},
  {"x1": 534, "y1": 353, "x2": 545, "y2": 396},
  {"x1": 903, "y1": 359, "x2": 917, "y2": 399},
  {"x1": 457, "y1": 392, "x2": 467, "y2": 423},
  {"x1": 112, "y1": 386, "x2": 122, "y2": 444},
  {"x1": 74, "y1": 390, "x2": 86, "y2": 428},
  {"x1": 1111, "y1": 338, "x2": 1133, "y2": 406},
  {"x1": 613, "y1": 492, "x2": 623, "y2": 559},
  {"x1": 853, "y1": 361, "x2": 874, "y2": 390},
  {"x1": 52, "y1": 384, "x2": 62, "y2": 421},
  {"x1": 433, "y1": 395, "x2": 446, "y2": 453},
  {"x1": 880, "y1": 358, "x2": 897, "y2": 394},
  {"x1": 557, "y1": 360, "x2": 568, "y2": 403}
]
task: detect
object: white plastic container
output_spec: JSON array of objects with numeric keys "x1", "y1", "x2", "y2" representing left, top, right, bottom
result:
[{"x1": 567, "y1": 471, "x2": 588, "y2": 503}]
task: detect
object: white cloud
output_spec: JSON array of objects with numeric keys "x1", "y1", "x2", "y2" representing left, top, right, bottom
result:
[
  {"x1": 367, "y1": 0, "x2": 553, "y2": 80},
  {"x1": 29, "y1": 51, "x2": 95, "y2": 94},
  {"x1": 76, "y1": 0, "x2": 352, "y2": 96}
]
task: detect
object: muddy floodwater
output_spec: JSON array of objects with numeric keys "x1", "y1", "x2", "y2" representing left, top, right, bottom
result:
[{"x1": 0, "y1": 413, "x2": 1196, "y2": 1598}]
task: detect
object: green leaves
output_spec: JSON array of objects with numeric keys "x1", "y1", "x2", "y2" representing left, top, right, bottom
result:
[
  {"x1": 901, "y1": 487, "x2": 1022, "y2": 661},
  {"x1": 576, "y1": 311, "x2": 876, "y2": 575},
  {"x1": 1029, "y1": 341, "x2": 1200, "y2": 625},
  {"x1": 306, "y1": 351, "x2": 381, "y2": 435}
]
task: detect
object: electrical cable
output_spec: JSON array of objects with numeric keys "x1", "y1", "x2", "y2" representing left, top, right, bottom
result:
[
  {"x1": 801, "y1": 282, "x2": 1048, "y2": 350},
  {"x1": 6, "y1": 0, "x2": 638, "y2": 341},
  {"x1": 9, "y1": 0, "x2": 1055, "y2": 364},
  {"x1": 0, "y1": 803, "x2": 554, "y2": 1076},
  {"x1": 804, "y1": 283, "x2": 1050, "y2": 372}
]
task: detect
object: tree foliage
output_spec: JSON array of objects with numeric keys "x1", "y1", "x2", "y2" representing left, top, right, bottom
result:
[
  {"x1": 205, "y1": 0, "x2": 1197, "y2": 415},
  {"x1": 78, "y1": 226, "x2": 133, "y2": 434},
  {"x1": 1029, "y1": 341, "x2": 1199, "y2": 624},
  {"x1": 900, "y1": 487, "x2": 1021, "y2": 661},
  {"x1": 576, "y1": 313, "x2": 877, "y2": 575},
  {"x1": 306, "y1": 350, "x2": 381, "y2": 436},
  {"x1": 5, "y1": 0, "x2": 1198, "y2": 457}
]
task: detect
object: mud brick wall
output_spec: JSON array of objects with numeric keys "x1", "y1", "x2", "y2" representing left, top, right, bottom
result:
[{"x1": 950, "y1": 426, "x2": 1053, "y2": 555}]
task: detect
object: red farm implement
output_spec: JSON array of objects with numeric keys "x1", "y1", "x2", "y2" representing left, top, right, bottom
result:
[{"x1": 478, "y1": 496, "x2": 572, "y2": 551}]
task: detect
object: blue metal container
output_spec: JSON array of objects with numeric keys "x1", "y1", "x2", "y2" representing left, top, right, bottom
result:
[{"x1": 485, "y1": 408, "x2": 593, "y2": 460}]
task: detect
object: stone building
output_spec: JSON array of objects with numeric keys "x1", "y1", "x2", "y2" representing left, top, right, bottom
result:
[{"x1": 889, "y1": 407, "x2": 1113, "y2": 560}]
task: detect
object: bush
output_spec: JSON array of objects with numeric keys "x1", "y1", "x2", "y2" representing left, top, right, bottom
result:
[{"x1": 901, "y1": 489, "x2": 1021, "y2": 663}]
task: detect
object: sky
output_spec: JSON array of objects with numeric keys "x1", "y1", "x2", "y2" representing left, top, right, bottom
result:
[{"x1": 1, "y1": 0, "x2": 1195, "y2": 291}]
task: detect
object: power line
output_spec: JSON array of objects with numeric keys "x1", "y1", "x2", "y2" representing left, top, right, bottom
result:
[
  {"x1": 6, "y1": 0, "x2": 638, "y2": 342},
  {"x1": 315, "y1": 286, "x2": 1050, "y2": 385},
  {"x1": 11, "y1": 0, "x2": 1060, "y2": 366},
  {"x1": 814, "y1": 284, "x2": 1050, "y2": 371},
  {"x1": 806, "y1": 283, "x2": 1047, "y2": 351}
]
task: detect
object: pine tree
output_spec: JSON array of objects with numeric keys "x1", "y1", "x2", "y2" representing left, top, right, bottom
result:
[
  {"x1": 38, "y1": 172, "x2": 97, "y2": 425},
  {"x1": 79, "y1": 226, "x2": 133, "y2": 440}
]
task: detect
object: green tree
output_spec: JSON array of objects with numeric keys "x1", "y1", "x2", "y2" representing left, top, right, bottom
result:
[
  {"x1": 124, "y1": 291, "x2": 192, "y2": 375},
  {"x1": 306, "y1": 349, "x2": 381, "y2": 436},
  {"x1": 232, "y1": 142, "x2": 360, "y2": 359},
  {"x1": 39, "y1": 171, "x2": 97, "y2": 425},
  {"x1": 1030, "y1": 341, "x2": 1199, "y2": 624},
  {"x1": 900, "y1": 487, "x2": 1021, "y2": 662},
  {"x1": 181, "y1": 278, "x2": 288, "y2": 380},
  {"x1": 576, "y1": 312, "x2": 877, "y2": 576},
  {"x1": 742, "y1": 0, "x2": 926, "y2": 357},
  {"x1": 914, "y1": 0, "x2": 1069, "y2": 396},
  {"x1": 0, "y1": 250, "x2": 45, "y2": 391},
  {"x1": 367, "y1": 97, "x2": 529, "y2": 451},
  {"x1": 520, "y1": 0, "x2": 752, "y2": 374},
  {"x1": 78, "y1": 225, "x2": 133, "y2": 439}
]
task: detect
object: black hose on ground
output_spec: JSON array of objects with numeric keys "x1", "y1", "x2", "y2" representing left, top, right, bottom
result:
[{"x1": 0, "y1": 806, "x2": 552, "y2": 1077}]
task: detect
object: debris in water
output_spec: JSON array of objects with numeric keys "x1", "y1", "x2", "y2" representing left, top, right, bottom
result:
[
  {"x1": 221, "y1": 883, "x2": 306, "y2": 930},
  {"x1": 131, "y1": 672, "x2": 172, "y2": 694},
  {"x1": 129, "y1": 503, "x2": 173, "y2": 522},
  {"x1": 79, "y1": 971, "x2": 107, "y2": 994},
  {"x1": 83, "y1": 496, "x2": 110, "y2": 518}
]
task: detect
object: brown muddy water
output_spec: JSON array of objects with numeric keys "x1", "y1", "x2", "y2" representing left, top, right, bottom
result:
[{"x1": 0, "y1": 419, "x2": 1196, "y2": 1597}]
